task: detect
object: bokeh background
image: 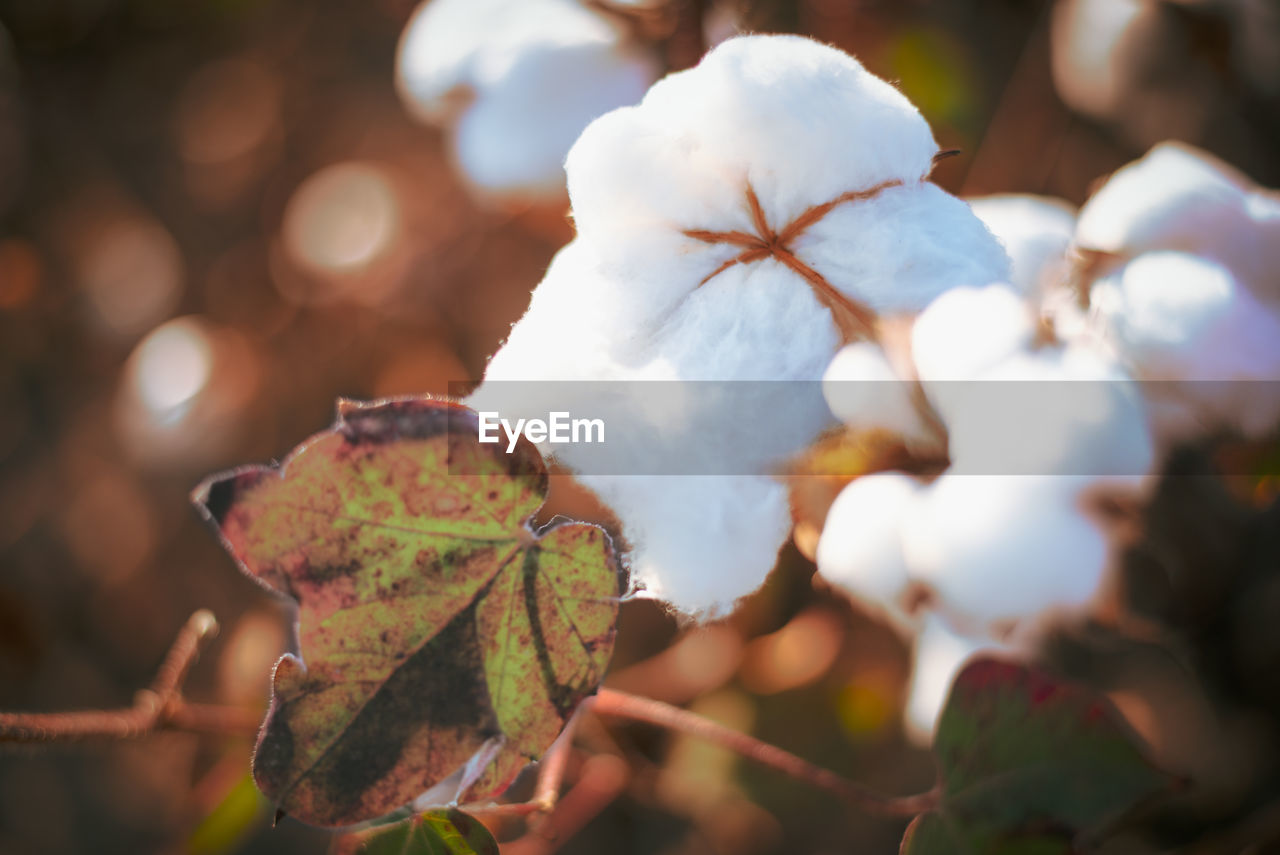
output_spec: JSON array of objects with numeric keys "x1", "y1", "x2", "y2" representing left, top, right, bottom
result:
[{"x1": 1, "y1": 1, "x2": 1278, "y2": 853}]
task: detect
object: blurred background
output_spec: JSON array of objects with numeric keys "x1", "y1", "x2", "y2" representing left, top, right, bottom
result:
[{"x1": 0, "y1": 0, "x2": 1278, "y2": 853}]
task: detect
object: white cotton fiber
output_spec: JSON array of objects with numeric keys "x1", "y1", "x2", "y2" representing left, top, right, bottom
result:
[
  {"x1": 396, "y1": 0, "x2": 657, "y2": 199},
  {"x1": 904, "y1": 614, "x2": 1001, "y2": 743},
  {"x1": 472, "y1": 35, "x2": 1010, "y2": 616},
  {"x1": 578, "y1": 474, "x2": 793, "y2": 615},
  {"x1": 1090, "y1": 251, "x2": 1280, "y2": 441},
  {"x1": 1075, "y1": 142, "x2": 1280, "y2": 299},
  {"x1": 967, "y1": 194, "x2": 1077, "y2": 298},
  {"x1": 565, "y1": 34, "x2": 1010, "y2": 316},
  {"x1": 943, "y1": 342, "x2": 1154, "y2": 482},
  {"x1": 911, "y1": 284, "x2": 1036, "y2": 428},
  {"x1": 822, "y1": 343, "x2": 931, "y2": 443},
  {"x1": 902, "y1": 475, "x2": 1110, "y2": 627},
  {"x1": 815, "y1": 472, "x2": 921, "y2": 631}
]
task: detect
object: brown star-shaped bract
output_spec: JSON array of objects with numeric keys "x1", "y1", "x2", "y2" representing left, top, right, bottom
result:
[{"x1": 684, "y1": 179, "x2": 904, "y2": 342}]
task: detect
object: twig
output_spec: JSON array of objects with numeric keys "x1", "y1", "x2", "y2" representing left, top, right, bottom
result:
[
  {"x1": 0, "y1": 610, "x2": 260, "y2": 745},
  {"x1": 588, "y1": 688, "x2": 939, "y2": 818}
]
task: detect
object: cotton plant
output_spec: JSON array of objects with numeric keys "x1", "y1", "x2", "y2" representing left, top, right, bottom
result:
[
  {"x1": 967, "y1": 194, "x2": 1077, "y2": 299},
  {"x1": 816, "y1": 284, "x2": 1155, "y2": 739},
  {"x1": 470, "y1": 34, "x2": 1010, "y2": 616},
  {"x1": 1070, "y1": 143, "x2": 1280, "y2": 446},
  {"x1": 396, "y1": 0, "x2": 660, "y2": 201}
]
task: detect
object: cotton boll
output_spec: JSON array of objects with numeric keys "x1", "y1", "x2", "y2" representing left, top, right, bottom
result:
[
  {"x1": 1074, "y1": 143, "x2": 1272, "y2": 288},
  {"x1": 474, "y1": 35, "x2": 1012, "y2": 617},
  {"x1": 1090, "y1": 251, "x2": 1280, "y2": 441},
  {"x1": 967, "y1": 194, "x2": 1076, "y2": 298},
  {"x1": 944, "y1": 342, "x2": 1153, "y2": 482},
  {"x1": 396, "y1": 0, "x2": 657, "y2": 199},
  {"x1": 452, "y1": 41, "x2": 658, "y2": 198},
  {"x1": 822, "y1": 343, "x2": 930, "y2": 442},
  {"x1": 816, "y1": 473, "x2": 921, "y2": 631},
  {"x1": 904, "y1": 614, "x2": 1002, "y2": 743},
  {"x1": 579, "y1": 474, "x2": 793, "y2": 617},
  {"x1": 565, "y1": 35, "x2": 1009, "y2": 316},
  {"x1": 911, "y1": 284, "x2": 1037, "y2": 427},
  {"x1": 902, "y1": 475, "x2": 1110, "y2": 628}
]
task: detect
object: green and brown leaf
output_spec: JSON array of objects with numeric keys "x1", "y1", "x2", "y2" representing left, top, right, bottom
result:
[
  {"x1": 193, "y1": 398, "x2": 622, "y2": 827},
  {"x1": 901, "y1": 658, "x2": 1171, "y2": 855},
  {"x1": 342, "y1": 809, "x2": 500, "y2": 855}
]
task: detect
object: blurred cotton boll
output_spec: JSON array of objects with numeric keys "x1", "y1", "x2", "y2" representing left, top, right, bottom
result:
[
  {"x1": 822, "y1": 342, "x2": 932, "y2": 445},
  {"x1": 116, "y1": 316, "x2": 261, "y2": 468},
  {"x1": 966, "y1": 195, "x2": 1076, "y2": 299},
  {"x1": 1075, "y1": 142, "x2": 1280, "y2": 304},
  {"x1": 903, "y1": 475, "x2": 1111, "y2": 629},
  {"x1": 396, "y1": 0, "x2": 659, "y2": 203},
  {"x1": 1089, "y1": 251, "x2": 1280, "y2": 444},
  {"x1": 816, "y1": 472, "x2": 921, "y2": 634}
]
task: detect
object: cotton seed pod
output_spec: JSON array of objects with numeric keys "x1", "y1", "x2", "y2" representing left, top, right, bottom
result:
[
  {"x1": 967, "y1": 194, "x2": 1076, "y2": 299},
  {"x1": 1076, "y1": 142, "x2": 1280, "y2": 300},
  {"x1": 943, "y1": 341, "x2": 1153, "y2": 483},
  {"x1": 911, "y1": 284, "x2": 1036, "y2": 428},
  {"x1": 815, "y1": 472, "x2": 922, "y2": 633},
  {"x1": 1090, "y1": 251, "x2": 1280, "y2": 443},
  {"x1": 397, "y1": 0, "x2": 658, "y2": 200},
  {"x1": 902, "y1": 475, "x2": 1110, "y2": 628},
  {"x1": 472, "y1": 34, "x2": 1010, "y2": 616},
  {"x1": 822, "y1": 342, "x2": 932, "y2": 444}
]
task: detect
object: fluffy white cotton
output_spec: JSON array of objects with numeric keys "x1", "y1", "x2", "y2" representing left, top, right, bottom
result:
[
  {"x1": 565, "y1": 35, "x2": 1009, "y2": 316},
  {"x1": 902, "y1": 475, "x2": 1110, "y2": 627},
  {"x1": 396, "y1": 0, "x2": 657, "y2": 199},
  {"x1": 1075, "y1": 142, "x2": 1280, "y2": 299},
  {"x1": 967, "y1": 195, "x2": 1076, "y2": 298},
  {"x1": 822, "y1": 343, "x2": 931, "y2": 443},
  {"x1": 943, "y1": 343, "x2": 1154, "y2": 482},
  {"x1": 1090, "y1": 251, "x2": 1280, "y2": 441},
  {"x1": 911, "y1": 284, "x2": 1036, "y2": 429},
  {"x1": 472, "y1": 35, "x2": 1010, "y2": 616},
  {"x1": 816, "y1": 473, "x2": 921, "y2": 631},
  {"x1": 904, "y1": 614, "x2": 1001, "y2": 743}
]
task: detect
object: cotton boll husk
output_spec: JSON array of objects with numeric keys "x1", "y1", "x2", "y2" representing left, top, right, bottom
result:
[
  {"x1": 904, "y1": 614, "x2": 1003, "y2": 744},
  {"x1": 816, "y1": 472, "x2": 921, "y2": 632},
  {"x1": 902, "y1": 475, "x2": 1110, "y2": 628},
  {"x1": 1074, "y1": 143, "x2": 1276, "y2": 291},
  {"x1": 967, "y1": 194, "x2": 1076, "y2": 298},
  {"x1": 565, "y1": 35, "x2": 1009, "y2": 316},
  {"x1": 944, "y1": 342, "x2": 1154, "y2": 484},
  {"x1": 822, "y1": 343, "x2": 930, "y2": 443},
  {"x1": 1090, "y1": 251, "x2": 1280, "y2": 441},
  {"x1": 577, "y1": 474, "x2": 793, "y2": 617}
]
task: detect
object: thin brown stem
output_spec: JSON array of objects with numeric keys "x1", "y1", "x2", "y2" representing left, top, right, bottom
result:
[
  {"x1": 0, "y1": 610, "x2": 260, "y2": 746},
  {"x1": 589, "y1": 688, "x2": 939, "y2": 818}
]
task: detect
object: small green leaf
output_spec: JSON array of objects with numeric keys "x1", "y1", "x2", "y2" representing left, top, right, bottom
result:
[
  {"x1": 352, "y1": 810, "x2": 499, "y2": 855},
  {"x1": 902, "y1": 658, "x2": 1170, "y2": 855},
  {"x1": 194, "y1": 398, "x2": 622, "y2": 827}
]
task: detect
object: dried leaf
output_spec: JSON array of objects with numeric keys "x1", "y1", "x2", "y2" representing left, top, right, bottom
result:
[
  {"x1": 194, "y1": 398, "x2": 621, "y2": 826},
  {"x1": 351, "y1": 810, "x2": 499, "y2": 855}
]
